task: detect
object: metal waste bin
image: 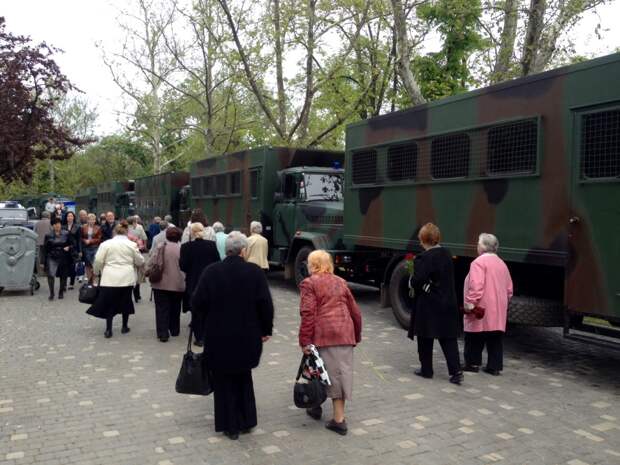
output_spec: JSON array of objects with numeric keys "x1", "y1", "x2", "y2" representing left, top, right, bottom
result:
[{"x1": 0, "y1": 226, "x2": 39, "y2": 295}]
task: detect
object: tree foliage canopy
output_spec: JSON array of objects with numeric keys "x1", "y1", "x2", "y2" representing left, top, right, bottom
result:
[{"x1": 0, "y1": 17, "x2": 90, "y2": 184}]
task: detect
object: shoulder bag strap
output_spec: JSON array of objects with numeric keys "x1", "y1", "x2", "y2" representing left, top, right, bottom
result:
[{"x1": 186, "y1": 327, "x2": 193, "y2": 353}]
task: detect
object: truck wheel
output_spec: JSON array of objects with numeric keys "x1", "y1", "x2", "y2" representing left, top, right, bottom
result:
[
  {"x1": 388, "y1": 260, "x2": 413, "y2": 329},
  {"x1": 507, "y1": 296, "x2": 564, "y2": 327},
  {"x1": 294, "y1": 246, "x2": 314, "y2": 286}
]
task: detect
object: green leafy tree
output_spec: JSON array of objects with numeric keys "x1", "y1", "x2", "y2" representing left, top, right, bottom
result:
[{"x1": 414, "y1": 0, "x2": 487, "y2": 100}]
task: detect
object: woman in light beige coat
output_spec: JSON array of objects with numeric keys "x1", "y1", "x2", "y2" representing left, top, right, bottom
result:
[{"x1": 87, "y1": 221, "x2": 145, "y2": 338}]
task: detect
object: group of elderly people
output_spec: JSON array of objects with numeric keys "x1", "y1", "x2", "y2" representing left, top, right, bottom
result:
[
  {"x1": 408, "y1": 223, "x2": 513, "y2": 384},
  {"x1": 79, "y1": 208, "x2": 511, "y2": 440}
]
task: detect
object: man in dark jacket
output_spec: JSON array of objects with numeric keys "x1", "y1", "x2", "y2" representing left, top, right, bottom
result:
[
  {"x1": 191, "y1": 231, "x2": 274, "y2": 440},
  {"x1": 100, "y1": 211, "x2": 117, "y2": 242}
]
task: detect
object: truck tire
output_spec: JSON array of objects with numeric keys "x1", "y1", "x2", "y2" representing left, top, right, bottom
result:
[
  {"x1": 294, "y1": 246, "x2": 314, "y2": 286},
  {"x1": 507, "y1": 296, "x2": 564, "y2": 327},
  {"x1": 388, "y1": 260, "x2": 413, "y2": 329}
]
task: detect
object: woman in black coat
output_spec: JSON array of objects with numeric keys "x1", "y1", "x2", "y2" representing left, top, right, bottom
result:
[
  {"x1": 191, "y1": 232, "x2": 274, "y2": 440},
  {"x1": 408, "y1": 223, "x2": 463, "y2": 385},
  {"x1": 179, "y1": 223, "x2": 221, "y2": 346},
  {"x1": 44, "y1": 218, "x2": 74, "y2": 300},
  {"x1": 63, "y1": 211, "x2": 81, "y2": 289}
]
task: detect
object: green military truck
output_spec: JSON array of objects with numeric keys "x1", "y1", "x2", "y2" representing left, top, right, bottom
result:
[
  {"x1": 341, "y1": 52, "x2": 620, "y2": 334},
  {"x1": 189, "y1": 146, "x2": 344, "y2": 282},
  {"x1": 134, "y1": 172, "x2": 190, "y2": 226},
  {"x1": 75, "y1": 187, "x2": 98, "y2": 214},
  {"x1": 95, "y1": 180, "x2": 136, "y2": 219}
]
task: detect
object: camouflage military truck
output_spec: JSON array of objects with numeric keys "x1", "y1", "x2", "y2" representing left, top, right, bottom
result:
[
  {"x1": 134, "y1": 172, "x2": 190, "y2": 226},
  {"x1": 75, "y1": 187, "x2": 97, "y2": 214},
  {"x1": 95, "y1": 180, "x2": 136, "y2": 219},
  {"x1": 343, "y1": 52, "x2": 620, "y2": 333},
  {"x1": 190, "y1": 146, "x2": 344, "y2": 283}
]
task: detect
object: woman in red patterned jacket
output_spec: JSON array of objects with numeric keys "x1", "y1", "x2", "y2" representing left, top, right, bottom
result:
[{"x1": 298, "y1": 250, "x2": 362, "y2": 436}]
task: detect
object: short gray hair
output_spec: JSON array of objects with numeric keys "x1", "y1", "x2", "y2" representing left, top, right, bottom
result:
[
  {"x1": 42, "y1": 211, "x2": 51, "y2": 219},
  {"x1": 250, "y1": 221, "x2": 262, "y2": 234},
  {"x1": 212, "y1": 221, "x2": 225, "y2": 233},
  {"x1": 225, "y1": 231, "x2": 248, "y2": 256},
  {"x1": 164, "y1": 214, "x2": 173, "y2": 222},
  {"x1": 478, "y1": 233, "x2": 499, "y2": 253}
]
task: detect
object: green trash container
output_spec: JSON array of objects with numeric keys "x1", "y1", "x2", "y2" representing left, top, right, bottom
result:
[{"x1": 0, "y1": 226, "x2": 38, "y2": 295}]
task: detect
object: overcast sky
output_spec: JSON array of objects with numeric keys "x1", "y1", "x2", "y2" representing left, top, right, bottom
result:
[{"x1": 3, "y1": 0, "x2": 619, "y2": 136}]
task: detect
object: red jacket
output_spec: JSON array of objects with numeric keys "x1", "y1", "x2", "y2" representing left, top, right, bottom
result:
[{"x1": 298, "y1": 273, "x2": 362, "y2": 348}]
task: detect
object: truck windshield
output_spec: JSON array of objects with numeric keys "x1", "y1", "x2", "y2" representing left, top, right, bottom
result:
[{"x1": 303, "y1": 173, "x2": 343, "y2": 201}]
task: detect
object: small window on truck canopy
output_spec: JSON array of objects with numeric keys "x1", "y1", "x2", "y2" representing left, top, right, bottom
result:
[
  {"x1": 352, "y1": 150, "x2": 378, "y2": 184},
  {"x1": 215, "y1": 174, "x2": 227, "y2": 196},
  {"x1": 581, "y1": 109, "x2": 620, "y2": 179},
  {"x1": 191, "y1": 178, "x2": 201, "y2": 197},
  {"x1": 203, "y1": 176, "x2": 214, "y2": 197},
  {"x1": 387, "y1": 143, "x2": 418, "y2": 181},
  {"x1": 487, "y1": 119, "x2": 538, "y2": 175},
  {"x1": 250, "y1": 169, "x2": 260, "y2": 199},
  {"x1": 229, "y1": 171, "x2": 241, "y2": 195},
  {"x1": 431, "y1": 133, "x2": 470, "y2": 179}
]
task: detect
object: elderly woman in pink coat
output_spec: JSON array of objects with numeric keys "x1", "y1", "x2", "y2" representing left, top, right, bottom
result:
[{"x1": 463, "y1": 233, "x2": 513, "y2": 375}]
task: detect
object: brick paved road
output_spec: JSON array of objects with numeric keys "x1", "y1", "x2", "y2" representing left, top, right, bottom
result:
[{"x1": 1, "y1": 274, "x2": 619, "y2": 465}]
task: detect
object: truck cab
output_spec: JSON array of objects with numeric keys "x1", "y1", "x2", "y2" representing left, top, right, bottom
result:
[{"x1": 272, "y1": 167, "x2": 344, "y2": 283}]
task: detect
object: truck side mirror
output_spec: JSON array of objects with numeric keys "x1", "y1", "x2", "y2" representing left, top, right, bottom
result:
[
  {"x1": 273, "y1": 192, "x2": 284, "y2": 202},
  {"x1": 27, "y1": 207, "x2": 37, "y2": 219}
]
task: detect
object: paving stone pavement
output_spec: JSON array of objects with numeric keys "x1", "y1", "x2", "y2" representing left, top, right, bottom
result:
[{"x1": 1, "y1": 274, "x2": 619, "y2": 465}]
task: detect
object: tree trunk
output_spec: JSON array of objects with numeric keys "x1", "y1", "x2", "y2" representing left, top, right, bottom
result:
[
  {"x1": 217, "y1": 0, "x2": 286, "y2": 140},
  {"x1": 272, "y1": 0, "x2": 287, "y2": 133},
  {"x1": 48, "y1": 159, "x2": 55, "y2": 192},
  {"x1": 491, "y1": 0, "x2": 519, "y2": 83},
  {"x1": 521, "y1": 0, "x2": 547, "y2": 76},
  {"x1": 298, "y1": 0, "x2": 316, "y2": 141},
  {"x1": 390, "y1": 0, "x2": 426, "y2": 105}
]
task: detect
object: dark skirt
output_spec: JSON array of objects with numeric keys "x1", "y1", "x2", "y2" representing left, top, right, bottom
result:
[
  {"x1": 46, "y1": 256, "x2": 71, "y2": 278},
  {"x1": 212, "y1": 370, "x2": 257, "y2": 433},
  {"x1": 86, "y1": 286, "x2": 135, "y2": 319},
  {"x1": 83, "y1": 246, "x2": 98, "y2": 267}
]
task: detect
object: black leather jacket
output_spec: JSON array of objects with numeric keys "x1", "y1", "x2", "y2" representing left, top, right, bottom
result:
[{"x1": 44, "y1": 230, "x2": 74, "y2": 261}]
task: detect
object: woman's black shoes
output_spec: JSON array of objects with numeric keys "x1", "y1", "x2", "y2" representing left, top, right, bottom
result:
[
  {"x1": 58, "y1": 291, "x2": 64, "y2": 299},
  {"x1": 463, "y1": 365, "x2": 480, "y2": 373},
  {"x1": 48, "y1": 294, "x2": 54, "y2": 301},
  {"x1": 121, "y1": 327, "x2": 130, "y2": 334},
  {"x1": 325, "y1": 419, "x2": 348, "y2": 436},
  {"x1": 306, "y1": 406, "x2": 323, "y2": 420},
  {"x1": 159, "y1": 337, "x2": 169, "y2": 343},
  {"x1": 483, "y1": 367, "x2": 500, "y2": 376},
  {"x1": 414, "y1": 368, "x2": 433, "y2": 379},
  {"x1": 224, "y1": 431, "x2": 239, "y2": 440},
  {"x1": 104, "y1": 330, "x2": 112, "y2": 338},
  {"x1": 449, "y1": 372, "x2": 464, "y2": 385}
]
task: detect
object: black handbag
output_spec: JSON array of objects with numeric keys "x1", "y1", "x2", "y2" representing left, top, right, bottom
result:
[
  {"x1": 293, "y1": 354, "x2": 327, "y2": 409},
  {"x1": 79, "y1": 268, "x2": 104, "y2": 305},
  {"x1": 175, "y1": 329, "x2": 213, "y2": 396},
  {"x1": 78, "y1": 282, "x2": 99, "y2": 304}
]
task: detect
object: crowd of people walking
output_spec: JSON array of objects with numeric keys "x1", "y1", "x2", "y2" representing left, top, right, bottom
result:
[{"x1": 35, "y1": 206, "x2": 512, "y2": 440}]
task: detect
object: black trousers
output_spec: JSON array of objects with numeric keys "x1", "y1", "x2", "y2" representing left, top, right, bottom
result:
[
  {"x1": 133, "y1": 284, "x2": 141, "y2": 301},
  {"x1": 464, "y1": 331, "x2": 504, "y2": 371},
  {"x1": 417, "y1": 337, "x2": 461, "y2": 376},
  {"x1": 212, "y1": 370, "x2": 257, "y2": 433},
  {"x1": 153, "y1": 289, "x2": 182, "y2": 339},
  {"x1": 47, "y1": 276, "x2": 67, "y2": 296}
]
